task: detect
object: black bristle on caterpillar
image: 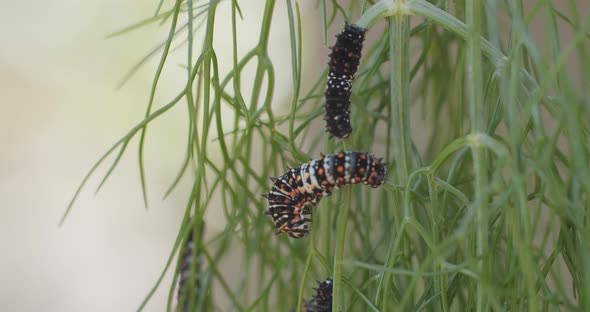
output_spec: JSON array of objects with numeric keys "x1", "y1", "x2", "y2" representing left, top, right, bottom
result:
[
  {"x1": 263, "y1": 152, "x2": 386, "y2": 238},
  {"x1": 325, "y1": 23, "x2": 367, "y2": 139},
  {"x1": 302, "y1": 277, "x2": 333, "y2": 312}
]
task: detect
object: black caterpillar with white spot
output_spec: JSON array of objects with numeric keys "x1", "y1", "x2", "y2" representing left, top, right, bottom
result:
[
  {"x1": 325, "y1": 24, "x2": 367, "y2": 139},
  {"x1": 177, "y1": 225, "x2": 205, "y2": 311},
  {"x1": 263, "y1": 152, "x2": 386, "y2": 238},
  {"x1": 303, "y1": 277, "x2": 333, "y2": 312}
]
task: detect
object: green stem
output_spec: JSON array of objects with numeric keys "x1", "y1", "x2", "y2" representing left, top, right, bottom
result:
[
  {"x1": 333, "y1": 191, "x2": 352, "y2": 312},
  {"x1": 505, "y1": 3, "x2": 538, "y2": 311},
  {"x1": 465, "y1": 1, "x2": 488, "y2": 311},
  {"x1": 374, "y1": 10, "x2": 412, "y2": 309},
  {"x1": 390, "y1": 12, "x2": 412, "y2": 188},
  {"x1": 286, "y1": 0, "x2": 302, "y2": 144},
  {"x1": 392, "y1": 11, "x2": 412, "y2": 308},
  {"x1": 296, "y1": 225, "x2": 316, "y2": 312}
]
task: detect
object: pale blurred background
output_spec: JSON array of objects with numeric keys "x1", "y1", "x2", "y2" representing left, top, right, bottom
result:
[
  {"x1": 1, "y1": 0, "x2": 587, "y2": 311},
  {"x1": 0, "y1": 1, "x2": 322, "y2": 311}
]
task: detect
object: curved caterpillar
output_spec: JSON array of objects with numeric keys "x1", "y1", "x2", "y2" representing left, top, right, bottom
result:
[
  {"x1": 303, "y1": 277, "x2": 333, "y2": 312},
  {"x1": 324, "y1": 23, "x2": 367, "y2": 139},
  {"x1": 263, "y1": 152, "x2": 386, "y2": 238}
]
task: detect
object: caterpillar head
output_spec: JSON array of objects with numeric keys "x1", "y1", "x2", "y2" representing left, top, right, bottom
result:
[{"x1": 366, "y1": 157, "x2": 387, "y2": 187}]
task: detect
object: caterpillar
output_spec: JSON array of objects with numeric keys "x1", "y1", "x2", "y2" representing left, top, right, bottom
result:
[
  {"x1": 302, "y1": 277, "x2": 333, "y2": 312},
  {"x1": 263, "y1": 152, "x2": 386, "y2": 238},
  {"x1": 177, "y1": 225, "x2": 205, "y2": 311},
  {"x1": 324, "y1": 23, "x2": 367, "y2": 139}
]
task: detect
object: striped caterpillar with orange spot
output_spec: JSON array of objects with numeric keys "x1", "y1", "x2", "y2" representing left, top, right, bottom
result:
[{"x1": 263, "y1": 152, "x2": 387, "y2": 238}]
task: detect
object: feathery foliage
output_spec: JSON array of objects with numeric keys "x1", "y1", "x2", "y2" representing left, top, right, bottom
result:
[{"x1": 67, "y1": 0, "x2": 590, "y2": 310}]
